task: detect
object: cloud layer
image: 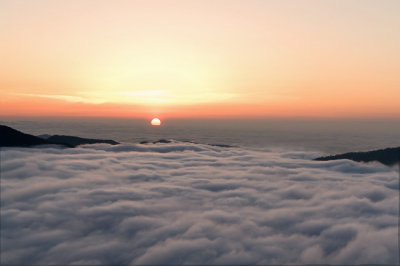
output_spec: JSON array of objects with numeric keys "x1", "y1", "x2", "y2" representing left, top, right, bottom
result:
[{"x1": 1, "y1": 143, "x2": 398, "y2": 265}]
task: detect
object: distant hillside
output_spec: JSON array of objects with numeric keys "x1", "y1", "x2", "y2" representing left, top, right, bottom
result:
[
  {"x1": 47, "y1": 135, "x2": 118, "y2": 147},
  {"x1": 315, "y1": 147, "x2": 400, "y2": 166},
  {"x1": 0, "y1": 125, "x2": 54, "y2": 147},
  {"x1": 0, "y1": 125, "x2": 119, "y2": 148}
]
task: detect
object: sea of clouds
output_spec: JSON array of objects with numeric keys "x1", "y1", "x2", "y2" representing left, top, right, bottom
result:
[{"x1": 1, "y1": 142, "x2": 399, "y2": 265}]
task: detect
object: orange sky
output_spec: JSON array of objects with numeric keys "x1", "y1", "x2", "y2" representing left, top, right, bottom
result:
[{"x1": 1, "y1": 0, "x2": 399, "y2": 118}]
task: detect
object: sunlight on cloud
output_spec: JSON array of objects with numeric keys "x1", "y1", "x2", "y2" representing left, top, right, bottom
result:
[
  {"x1": 17, "y1": 89, "x2": 236, "y2": 106},
  {"x1": 116, "y1": 89, "x2": 236, "y2": 105},
  {"x1": 76, "y1": 89, "x2": 236, "y2": 106},
  {"x1": 16, "y1": 93, "x2": 105, "y2": 104}
]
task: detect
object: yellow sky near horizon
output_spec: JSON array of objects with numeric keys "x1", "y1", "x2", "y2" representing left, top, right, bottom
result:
[{"x1": 1, "y1": 0, "x2": 399, "y2": 118}]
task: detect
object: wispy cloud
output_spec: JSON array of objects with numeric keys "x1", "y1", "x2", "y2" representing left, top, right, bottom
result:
[
  {"x1": 16, "y1": 93, "x2": 105, "y2": 104},
  {"x1": 17, "y1": 89, "x2": 237, "y2": 106},
  {"x1": 80, "y1": 89, "x2": 237, "y2": 105}
]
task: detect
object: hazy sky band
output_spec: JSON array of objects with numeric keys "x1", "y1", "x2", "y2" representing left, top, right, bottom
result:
[{"x1": 1, "y1": 0, "x2": 399, "y2": 118}]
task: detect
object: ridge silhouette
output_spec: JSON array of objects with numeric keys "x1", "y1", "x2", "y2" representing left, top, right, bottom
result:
[
  {"x1": 315, "y1": 146, "x2": 400, "y2": 166},
  {"x1": 0, "y1": 125, "x2": 119, "y2": 148}
]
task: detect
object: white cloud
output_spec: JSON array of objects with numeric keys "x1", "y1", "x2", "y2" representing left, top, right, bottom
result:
[
  {"x1": 16, "y1": 88, "x2": 237, "y2": 106},
  {"x1": 15, "y1": 93, "x2": 105, "y2": 104},
  {"x1": 1, "y1": 143, "x2": 398, "y2": 265}
]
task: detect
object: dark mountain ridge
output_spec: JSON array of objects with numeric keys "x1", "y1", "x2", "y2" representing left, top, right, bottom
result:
[
  {"x1": 0, "y1": 125, "x2": 119, "y2": 148},
  {"x1": 47, "y1": 135, "x2": 118, "y2": 147},
  {"x1": 315, "y1": 146, "x2": 400, "y2": 166},
  {"x1": 0, "y1": 125, "x2": 52, "y2": 147}
]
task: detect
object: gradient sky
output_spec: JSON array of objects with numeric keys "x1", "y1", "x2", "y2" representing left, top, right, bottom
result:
[{"x1": 1, "y1": 0, "x2": 399, "y2": 118}]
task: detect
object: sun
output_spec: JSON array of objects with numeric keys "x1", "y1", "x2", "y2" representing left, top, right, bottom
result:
[{"x1": 151, "y1": 118, "x2": 161, "y2": 126}]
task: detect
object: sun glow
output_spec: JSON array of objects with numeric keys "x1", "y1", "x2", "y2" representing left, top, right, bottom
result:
[
  {"x1": 1, "y1": 1, "x2": 399, "y2": 118},
  {"x1": 151, "y1": 118, "x2": 161, "y2": 126}
]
